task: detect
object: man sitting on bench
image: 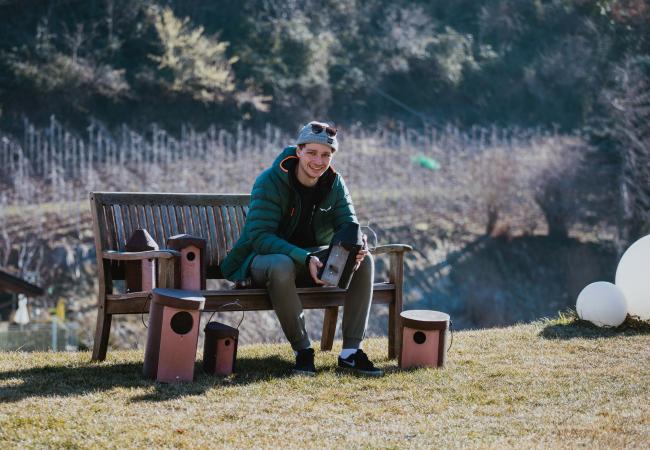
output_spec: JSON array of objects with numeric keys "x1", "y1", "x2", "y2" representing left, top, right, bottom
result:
[{"x1": 220, "y1": 121, "x2": 383, "y2": 377}]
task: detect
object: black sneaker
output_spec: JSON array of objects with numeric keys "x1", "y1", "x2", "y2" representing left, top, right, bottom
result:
[
  {"x1": 293, "y1": 348, "x2": 316, "y2": 376},
  {"x1": 337, "y1": 349, "x2": 384, "y2": 377}
]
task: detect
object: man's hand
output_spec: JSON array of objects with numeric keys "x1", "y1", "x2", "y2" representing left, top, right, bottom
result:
[
  {"x1": 308, "y1": 256, "x2": 326, "y2": 285},
  {"x1": 353, "y1": 233, "x2": 369, "y2": 271}
]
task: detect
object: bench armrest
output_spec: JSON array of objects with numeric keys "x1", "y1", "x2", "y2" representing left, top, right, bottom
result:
[
  {"x1": 102, "y1": 250, "x2": 180, "y2": 289},
  {"x1": 370, "y1": 244, "x2": 413, "y2": 255},
  {"x1": 102, "y1": 250, "x2": 181, "y2": 261}
]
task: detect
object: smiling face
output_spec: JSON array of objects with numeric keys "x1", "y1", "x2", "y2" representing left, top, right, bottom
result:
[{"x1": 295, "y1": 143, "x2": 333, "y2": 187}]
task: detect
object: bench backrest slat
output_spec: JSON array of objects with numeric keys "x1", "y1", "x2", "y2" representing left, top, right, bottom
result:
[{"x1": 91, "y1": 192, "x2": 250, "y2": 278}]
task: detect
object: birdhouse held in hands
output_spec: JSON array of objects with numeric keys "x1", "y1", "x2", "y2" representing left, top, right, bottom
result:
[{"x1": 318, "y1": 222, "x2": 364, "y2": 289}]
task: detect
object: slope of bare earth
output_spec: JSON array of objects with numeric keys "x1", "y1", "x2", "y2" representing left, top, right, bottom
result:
[{"x1": 1, "y1": 201, "x2": 620, "y2": 350}]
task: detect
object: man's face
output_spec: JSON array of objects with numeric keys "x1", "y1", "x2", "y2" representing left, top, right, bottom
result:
[{"x1": 296, "y1": 143, "x2": 333, "y2": 183}]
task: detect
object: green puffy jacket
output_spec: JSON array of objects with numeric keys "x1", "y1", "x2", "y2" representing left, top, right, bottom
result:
[{"x1": 220, "y1": 146, "x2": 358, "y2": 281}]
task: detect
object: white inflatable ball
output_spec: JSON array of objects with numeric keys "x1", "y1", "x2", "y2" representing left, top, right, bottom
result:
[
  {"x1": 576, "y1": 282, "x2": 628, "y2": 327},
  {"x1": 615, "y1": 235, "x2": 650, "y2": 320}
]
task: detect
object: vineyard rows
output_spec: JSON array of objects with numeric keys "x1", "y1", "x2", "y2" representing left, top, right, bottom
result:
[{"x1": 1, "y1": 118, "x2": 616, "y2": 304}]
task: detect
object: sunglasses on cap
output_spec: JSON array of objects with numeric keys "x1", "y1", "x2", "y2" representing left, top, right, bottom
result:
[{"x1": 310, "y1": 123, "x2": 337, "y2": 137}]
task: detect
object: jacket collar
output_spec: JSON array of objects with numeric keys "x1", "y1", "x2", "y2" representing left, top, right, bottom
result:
[{"x1": 274, "y1": 146, "x2": 337, "y2": 191}]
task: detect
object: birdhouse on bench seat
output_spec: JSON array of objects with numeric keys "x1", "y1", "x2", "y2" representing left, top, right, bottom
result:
[
  {"x1": 125, "y1": 229, "x2": 158, "y2": 292},
  {"x1": 203, "y1": 321, "x2": 239, "y2": 376},
  {"x1": 143, "y1": 288, "x2": 205, "y2": 383},
  {"x1": 399, "y1": 310, "x2": 450, "y2": 370},
  {"x1": 167, "y1": 234, "x2": 206, "y2": 290}
]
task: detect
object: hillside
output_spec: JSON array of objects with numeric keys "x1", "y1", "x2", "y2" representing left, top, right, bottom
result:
[
  {"x1": 1, "y1": 317, "x2": 648, "y2": 448},
  {"x1": 0, "y1": 118, "x2": 630, "y2": 349},
  {"x1": 1, "y1": 1, "x2": 647, "y2": 131},
  {"x1": 0, "y1": 196, "x2": 620, "y2": 351}
]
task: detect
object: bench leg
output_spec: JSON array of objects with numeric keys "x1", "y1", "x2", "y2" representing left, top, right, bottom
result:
[
  {"x1": 389, "y1": 296, "x2": 405, "y2": 360},
  {"x1": 91, "y1": 304, "x2": 112, "y2": 361},
  {"x1": 388, "y1": 303, "x2": 396, "y2": 359},
  {"x1": 388, "y1": 252, "x2": 405, "y2": 360},
  {"x1": 320, "y1": 306, "x2": 338, "y2": 351}
]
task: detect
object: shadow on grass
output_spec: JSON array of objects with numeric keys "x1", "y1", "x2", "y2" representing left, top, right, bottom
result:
[
  {"x1": 539, "y1": 317, "x2": 650, "y2": 340},
  {"x1": 0, "y1": 355, "x2": 294, "y2": 403},
  {"x1": 129, "y1": 355, "x2": 294, "y2": 403}
]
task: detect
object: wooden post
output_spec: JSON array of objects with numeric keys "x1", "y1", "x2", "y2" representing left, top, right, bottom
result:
[
  {"x1": 158, "y1": 256, "x2": 178, "y2": 289},
  {"x1": 320, "y1": 306, "x2": 338, "y2": 351},
  {"x1": 92, "y1": 308, "x2": 112, "y2": 360},
  {"x1": 91, "y1": 194, "x2": 111, "y2": 362},
  {"x1": 125, "y1": 229, "x2": 159, "y2": 292},
  {"x1": 388, "y1": 251, "x2": 405, "y2": 360},
  {"x1": 92, "y1": 258, "x2": 114, "y2": 361}
]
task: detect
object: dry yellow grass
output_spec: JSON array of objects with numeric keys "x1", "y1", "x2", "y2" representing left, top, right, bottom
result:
[{"x1": 1, "y1": 317, "x2": 648, "y2": 448}]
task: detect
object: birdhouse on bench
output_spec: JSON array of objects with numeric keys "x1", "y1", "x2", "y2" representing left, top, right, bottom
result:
[
  {"x1": 399, "y1": 310, "x2": 450, "y2": 370},
  {"x1": 125, "y1": 229, "x2": 158, "y2": 292},
  {"x1": 167, "y1": 234, "x2": 206, "y2": 290},
  {"x1": 143, "y1": 288, "x2": 205, "y2": 383},
  {"x1": 203, "y1": 321, "x2": 239, "y2": 376}
]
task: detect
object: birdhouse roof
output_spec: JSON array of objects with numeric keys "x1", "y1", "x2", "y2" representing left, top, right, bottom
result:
[{"x1": 0, "y1": 268, "x2": 44, "y2": 297}]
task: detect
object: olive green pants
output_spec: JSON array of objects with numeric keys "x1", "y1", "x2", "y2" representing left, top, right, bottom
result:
[{"x1": 250, "y1": 252, "x2": 374, "y2": 351}]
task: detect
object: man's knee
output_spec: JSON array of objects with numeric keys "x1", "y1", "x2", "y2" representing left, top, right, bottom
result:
[
  {"x1": 266, "y1": 254, "x2": 297, "y2": 284},
  {"x1": 358, "y1": 252, "x2": 374, "y2": 274},
  {"x1": 350, "y1": 252, "x2": 374, "y2": 285}
]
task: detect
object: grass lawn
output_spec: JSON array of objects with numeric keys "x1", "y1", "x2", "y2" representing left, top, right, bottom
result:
[{"x1": 1, "y1": 316, "x2": 649, "y2": 448}]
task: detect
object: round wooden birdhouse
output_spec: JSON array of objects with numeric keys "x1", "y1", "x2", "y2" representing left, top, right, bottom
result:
[{"x1": 399, "y1": 310, "x2": 450, "y2": 370}]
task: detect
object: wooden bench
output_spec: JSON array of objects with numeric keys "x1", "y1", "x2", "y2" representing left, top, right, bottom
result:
[{"x1": 90, "y1": 192, "x2": 412, "y2": 362}]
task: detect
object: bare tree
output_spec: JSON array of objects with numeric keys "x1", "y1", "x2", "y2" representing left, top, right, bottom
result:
[
  {"x1": 0, "y1": 194, "x2": 11, "y2": 268},
  {"x1": 603, "y1": 56, "x2": 650, "y2": 248}
]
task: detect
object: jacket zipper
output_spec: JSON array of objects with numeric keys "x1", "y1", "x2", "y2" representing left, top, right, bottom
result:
[
  {"x1": 286, "y1": 195, "x2": 318, "y2": 240},
  {"x1": 286, "y1": 188, "x2": 301, "y2": 238},
  {"x1": 309, "y1": 204, "x2": 316, "y2": 225}
]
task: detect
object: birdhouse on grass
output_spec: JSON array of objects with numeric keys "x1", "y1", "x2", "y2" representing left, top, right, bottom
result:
[
  {"x1": 143, "y1": 288, "x2": 205, "y2": 383},
  {"x1": 399, "y1": 310, "x2": 450, "y2": 370},
  {"x1": 203, "y1": 321, "x2": 239, "y2": 376}
]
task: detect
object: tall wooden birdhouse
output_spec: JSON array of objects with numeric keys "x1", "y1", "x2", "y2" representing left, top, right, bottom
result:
[
  {"x1": 167, "y1": 234, "x2": 206, "y2": 290},
  {"x1": 143, "y1": 288, "x2": 205, "y2": 383}
]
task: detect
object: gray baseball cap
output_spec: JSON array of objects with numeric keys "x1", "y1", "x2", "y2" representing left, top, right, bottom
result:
[{"x1": 296, "y1": 121, "x2": 339, "y2": 152}]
